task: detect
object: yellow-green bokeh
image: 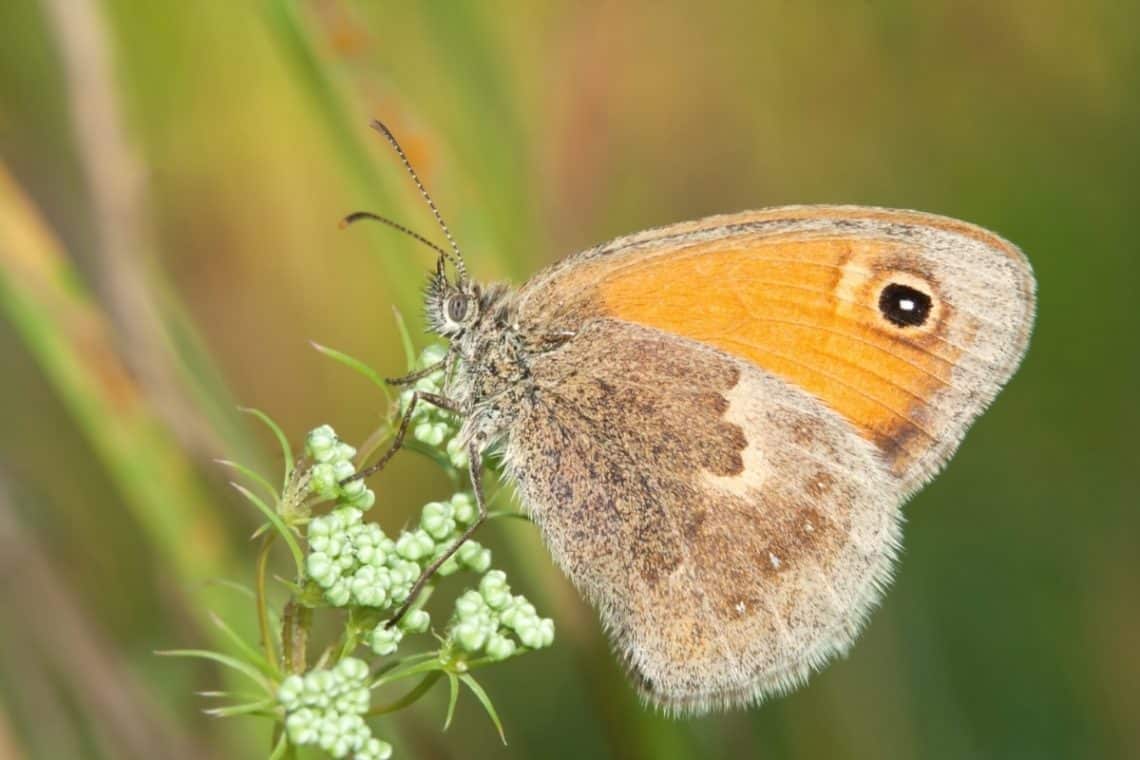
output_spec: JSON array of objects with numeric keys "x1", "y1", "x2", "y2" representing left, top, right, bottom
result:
[{"x1": 1, "y1": 1, "x2": 1137, "y2": 758}]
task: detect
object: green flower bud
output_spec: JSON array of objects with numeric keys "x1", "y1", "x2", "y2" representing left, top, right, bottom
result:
[
  {"x1": 518, "y1": 617, "x2": 556, "y2": 649},
  {"x1": 388, "y1": 559, "x2": 420, "y2": 586},
  {"x1": 479, "y1": 570, "x2": 511, "y2": 610},
  {"x1": 308, "y1": 514, "x2": 332, "y2": 538},
  {"x1": 306, "y1": 425, "x2": 338, "y2": 463},
  {"x1": 456, "y1": 539, "x2": 483, "y2": 564},
  {"x1": 414, "y1": 421, "x2": 446, "y2": 446},
  {"x1": 335, "y1": 688, "x2": 370, "y2": 716},
  {"x1": 368, "y1": 625, "x2": 404, "y2": 656},
  {"x1": 457, "y1": 541, "x2": 491, "y2": 573},
  {"x1": 450, "y1": 492, "x2": 476, "y2": 524},
  {"x1": 420, "y1": 501, "x2": 456, "y2": 540},
  {"x1": 454, "y1": 589, "x2": 486, "y2": 619},
  {"x1": 357, "y1": 737, "x2": 394, "y2": 760},
  {"x1": 453, "y1": 620, "x2": 488, "y2": 652},
  {"x1": 334, "y1": 441, "x2": 357, "y2": 463},
  {"x1": 285, "y1": 707, "x2": 318, "y2": 745},
  {"x1": 307, "y1": 669, "x2": 337, "y2": 698},
  {"x1": 420, "y1": 344, "x2": 447, "y2": 366},
  {"x1": 434, "y1": 553, "x2": 460, "y2": 576},
  {"x1": 395, "y1": 530, "x2": 434, "y2": 561},
  {"x1": 350, "y1": 566, "x2": 388, "y2": 607},
  {"x1": 310, "y1": 463, "x2": 340, "y2": 498},
  {"x1": 414, "y1": 376, "x2": 439, "y2": 393},
  {"x1": 332, "y1": 460, "x2": 357, "y2": 482},
  {"x1": 306, "y1": 552, "x2": 339, "y2": 588},
  {"x1": 277, "y1": 674, "x2": 305, "y2": 710},
  {"x1": 486, "y1": 634, "x2": 517, "y2": 661},
  {"x1": 355, "y1": 543, "x2": 382, "y2": 566},
  {"x1": 399, "y1": 609, "x2": 430, "y2": 633},
  {"x1": 346, "y1": 488, "x2": 376, "y2": 511},
  {"x1": 340, "y1": 478, "x2": 367, "y2": 500},
  {"x1": 336, "y1": 657, "x2": 369, "y2": 684},
  {"x1": 325, "y1": 579, "x2": 352, "y2": 607},
  {"x1": 446, "y1": 436, "x2": 469, "y2": 469}
]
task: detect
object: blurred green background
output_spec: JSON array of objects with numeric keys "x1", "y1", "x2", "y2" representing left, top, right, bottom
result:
[{"x1": 1, "y1": 1, "x2": 1137, "y2": 758}]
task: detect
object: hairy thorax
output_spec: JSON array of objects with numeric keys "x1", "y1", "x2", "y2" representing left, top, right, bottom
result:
[{"x1": 449, "y1": 284, "x2": 541, "y2": 450}]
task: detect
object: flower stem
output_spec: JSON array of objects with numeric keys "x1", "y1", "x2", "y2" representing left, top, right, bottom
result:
[
  {"x1": 281, "y1": 600, "x2": 311, "y2": 675},
  {"x1": 255, "y1": 533, "x2": 277, "y2": 669}
]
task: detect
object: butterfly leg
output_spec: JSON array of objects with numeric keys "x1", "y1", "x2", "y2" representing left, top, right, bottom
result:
[
  {"x1": 384, "y1": 355, "x2": 448, "y2": 386},
  {"x1": 343, "y1": 390, "x2": 461, "y2": 483},
  {"x1": 385, "y1": 442, "x2": 486, "y2": 628}
]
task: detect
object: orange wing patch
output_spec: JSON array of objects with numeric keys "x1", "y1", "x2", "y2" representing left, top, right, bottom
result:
[{"x1": 596, "y1": 237, "x2": 962, "y2": 465}]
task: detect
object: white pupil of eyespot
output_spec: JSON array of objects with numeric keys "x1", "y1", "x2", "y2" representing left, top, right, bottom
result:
[{"x1": 899, "y1": 298, "x2": 915, "y2": 311}]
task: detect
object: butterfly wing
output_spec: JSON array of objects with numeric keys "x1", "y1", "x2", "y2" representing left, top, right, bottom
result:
[
  {"x1": 506, "y1": 317, "x2": 901, "y2": 712},
  {"x1": 517, "y1": 205, "x2": 1036, "y2": 494},
  {"x1": 504, "y1": 206, "x2": 1035, "y2": 711}
]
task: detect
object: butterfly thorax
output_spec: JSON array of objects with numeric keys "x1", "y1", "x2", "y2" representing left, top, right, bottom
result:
[{"x1": 444, "y1": 281, "x2": 540, "y2": 452}]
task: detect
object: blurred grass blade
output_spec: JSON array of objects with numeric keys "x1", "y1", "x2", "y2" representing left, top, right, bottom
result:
[
  {"x1": 0, "y1": 162, "x2": 235, "y2": 587},
  {"x1": 262, "y1": 0, "x2": 423, "y2": 318}
]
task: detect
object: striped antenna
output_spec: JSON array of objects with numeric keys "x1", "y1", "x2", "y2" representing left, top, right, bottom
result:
[{"x1": 369, "y1": 120, "x2": 468, "y2": 282}]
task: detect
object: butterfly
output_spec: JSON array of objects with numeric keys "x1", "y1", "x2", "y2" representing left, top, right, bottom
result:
[{"x1": 346, "y1": 121, "x2": 1036, "y2": 714}]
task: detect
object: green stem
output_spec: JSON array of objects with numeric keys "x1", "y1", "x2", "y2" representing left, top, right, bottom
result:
[
  {"x1": 256, "y1": 533, "x2": 277, "y2": 669},
  {"x1": 281, "y1": 600, "x2": 311, "y2": 675}
]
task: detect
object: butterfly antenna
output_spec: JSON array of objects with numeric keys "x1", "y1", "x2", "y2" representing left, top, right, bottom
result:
[
  {"x1": 369, "y1": 119, "x2": 469, "y2": 282},
  {"x1": 339, "y1": 211, "x2": 451, "y2": 260}
]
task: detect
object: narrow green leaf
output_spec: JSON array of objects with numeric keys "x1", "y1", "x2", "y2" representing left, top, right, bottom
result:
[
  {"x1": 157, "y1": 649, "x2": 274, "y2": 693},
  {"x1": 230, "y1": 483, "x2": 304, "y2": 578},
  {"x1": 239, "y1": 407, "x2": 294, "y2": 487},
  {"x1": 201, "y1": 578, "x2": 282, "y2": 635},
  {"x1": 310, "y1": 341, "x2": 391, "y2": 404},
  {"x1": 204, "y1": 698, "x2": 277, "y2": 718},
  {"x1": 443, "y1": 672, "x2": 459, "y2": 730},
  {"x1": 459, "y1": 673, "x2": 506, "y2": 745},
  {"x1": 208, "y1": 611, "x2": 279, "y2": 679},
  {"x1": 392, "y1": 306, "x2": 417, "y2": 370},
  {"x1": 203, "y1": 577, "x2": 255, "y2": 600},
  {"x1": 215, "y1": 458, "x2": 279, "y2": 508},
  {"x1": 268, "y1": 731, "x2": 288, "y2": 760},
  {"x1": 370, "y1": 671, "x2": 442, "y2": 716},
  {"x1": 371, "y1": 656, "x2": 445, "y2": 690}
]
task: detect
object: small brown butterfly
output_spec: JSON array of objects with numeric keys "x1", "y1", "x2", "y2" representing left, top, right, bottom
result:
[{"x1": 347, "y1": 121, "x2": 1036, "y2": 715}]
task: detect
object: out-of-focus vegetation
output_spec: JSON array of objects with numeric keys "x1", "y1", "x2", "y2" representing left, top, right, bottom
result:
[{"x1": 0, "y1": 1, "x2": 1137, "y2": 758}]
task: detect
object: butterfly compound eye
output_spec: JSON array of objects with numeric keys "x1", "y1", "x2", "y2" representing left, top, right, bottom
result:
[
  {"x1": 878, "y1": 283, "x2": 933, "y2": 327},
  {"x1": 446, "y1": 293, "x2": 469, "y2": 323}
]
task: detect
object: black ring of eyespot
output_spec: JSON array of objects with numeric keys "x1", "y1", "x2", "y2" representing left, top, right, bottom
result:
[
  {"x1": 446, "y1": 293, "x2": 469, "y2": 323},
  {"x1": 878, "y1": 283, "x2": 933, "y2": 327}
]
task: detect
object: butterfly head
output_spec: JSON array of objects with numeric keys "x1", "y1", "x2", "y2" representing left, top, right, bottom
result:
[{"x1": 425, "y1": 256, "x2": 481, "y2": 338}]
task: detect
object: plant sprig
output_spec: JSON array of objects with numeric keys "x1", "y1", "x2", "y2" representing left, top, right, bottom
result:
[{"x1": 164, "y1": 341, "x2": 553, "y2": 759}]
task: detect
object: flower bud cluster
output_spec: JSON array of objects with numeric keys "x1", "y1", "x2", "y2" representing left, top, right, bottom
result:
[
  {"x1": 449, "y1": 570, "x2": 555, "y2": 660},
  {"x1": 305, "y1": 494, "x2": 492, "y2": 651},
  {"x1": 305, "y1": 425, "x2": 375, "y2": 510},
  {"x1": 399, "y1": 345, "x2": 468, "y2": 470},
  {"x1": 278, "y1": 658, "x2": 391, "y2": 759}
]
